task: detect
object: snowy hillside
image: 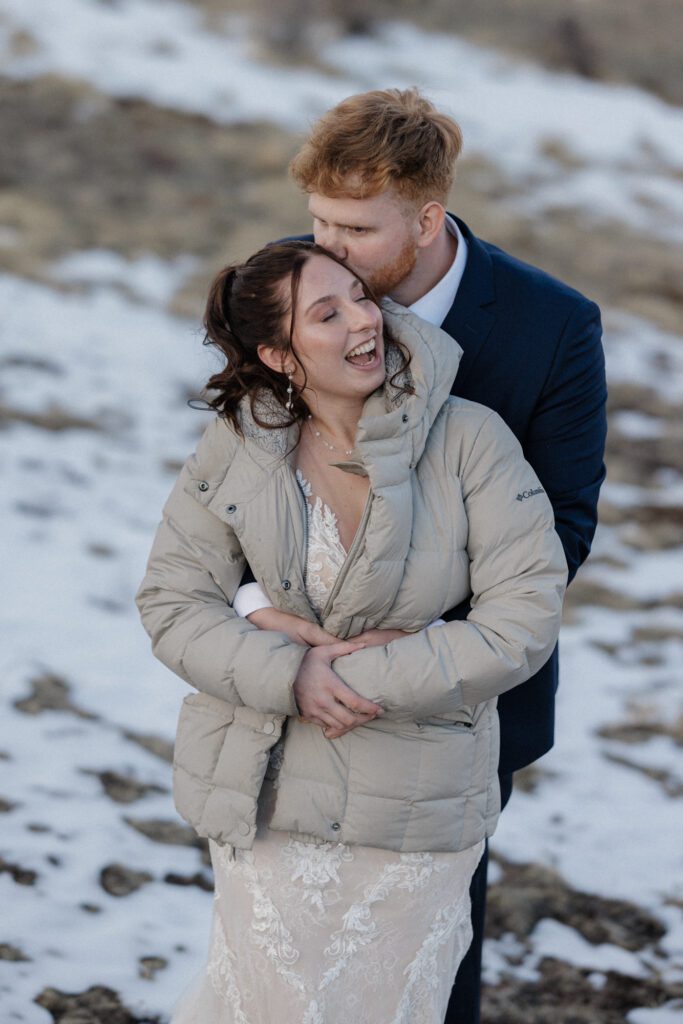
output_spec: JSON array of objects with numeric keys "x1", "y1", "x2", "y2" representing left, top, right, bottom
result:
[{"x1": 0, "y1": 1, "x2": 682, "y2": 1021}]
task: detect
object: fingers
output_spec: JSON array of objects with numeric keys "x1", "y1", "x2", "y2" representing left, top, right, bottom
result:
[
  {"x1": 330, "y1": 680, "x2": 383, "y2": 718},
  {"x1": 323, "y1": 714, "x2": 377, "y2": 740},
  {"x1": 303, "y1": 708, "x2": 354, "y2": 733},
  {"x1": 300, "y1": 705, "x2": 378, "y2": 735},
  {"x1": 293, "y1": 644, "x2": 382, "y2": 730},
  {"x1": 312, "y1": 698, "x2": 363, "y2": 732},
  {"x1": 319, "y1": 639, "x2": 367, "y2": 660}
]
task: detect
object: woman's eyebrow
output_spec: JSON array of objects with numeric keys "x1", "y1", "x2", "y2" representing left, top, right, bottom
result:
[
  {"x1": 305, "y1": 280, "x2": 364, "y2": 314},
  {"x1": 305, "y1": 294, "x2": 335, "y2": 314}
]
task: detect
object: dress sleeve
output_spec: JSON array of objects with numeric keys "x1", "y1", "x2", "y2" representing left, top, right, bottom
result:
[{"x1": 331, "y1": 411, "x2": 568, "y2": 718}]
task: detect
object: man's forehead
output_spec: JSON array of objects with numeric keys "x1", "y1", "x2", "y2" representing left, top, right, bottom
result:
[{"x1": 308, "y1": 189, "x2": 402, "y2": 224}]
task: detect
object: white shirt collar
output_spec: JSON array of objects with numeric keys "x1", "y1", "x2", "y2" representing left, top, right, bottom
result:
[{"x1": 408, "y1": 215, "x2": 468, "y2": 326}]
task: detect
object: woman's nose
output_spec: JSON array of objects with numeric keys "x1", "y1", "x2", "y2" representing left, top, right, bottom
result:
[{"x1": 349, "y1": 301, "x2": 376, "y2": 331}]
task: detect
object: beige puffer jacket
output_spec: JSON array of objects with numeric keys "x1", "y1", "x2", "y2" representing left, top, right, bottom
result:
[{"x1": 136, "y1": 301, "x2": 567, "y2": 854}]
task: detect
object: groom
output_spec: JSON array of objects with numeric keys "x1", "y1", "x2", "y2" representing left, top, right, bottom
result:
[{"x1": 243, "y1": 87, "x2": 607, "y2": 1022}]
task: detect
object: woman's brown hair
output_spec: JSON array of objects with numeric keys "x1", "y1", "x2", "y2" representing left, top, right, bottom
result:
[{"x1": 203, "y1": 241, "x2": 411, "y2": 433}]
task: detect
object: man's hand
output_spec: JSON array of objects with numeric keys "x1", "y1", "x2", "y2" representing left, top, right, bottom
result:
[
  {"x1": 293, "y1": 641, "x2": 384, "y2": 740},
  {"x1": 247, "y1": 607, "x2": 339, "y2": 647}
]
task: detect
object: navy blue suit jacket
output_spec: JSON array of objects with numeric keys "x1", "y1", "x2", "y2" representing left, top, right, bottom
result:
[
  {"x1": 270, "y1": 219, "x2": 607, "y2": 774},
  {"x1": 439, "y1": 217, "x2": 606, "y2": 773}
]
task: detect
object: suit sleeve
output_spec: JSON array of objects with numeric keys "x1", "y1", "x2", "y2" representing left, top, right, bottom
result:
[
  {"x1": 135, "y1": 463, "x2": 303, "y2": 717},
  {"x1": 524, "y1": 298, "x2": 607, "y2": 583},
  {"x1": 331, "y1": 412, "x2": 568, "y2": 718}
]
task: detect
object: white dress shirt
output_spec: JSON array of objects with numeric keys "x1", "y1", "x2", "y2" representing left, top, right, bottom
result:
[
  {"x1": 233, "y1": 216, "x2": 469, "y2": 619},
  {"x1": 408, "y1": 215, "x2": 468, "y2": 326}
]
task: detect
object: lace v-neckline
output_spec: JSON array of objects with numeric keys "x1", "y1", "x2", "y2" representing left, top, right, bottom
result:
[
  {"x1": 296, "y1": 469, "x2": 348, "y2": 555},
  {"x1": 295, "y1": 469, "x2": 348, "y2": 619}
]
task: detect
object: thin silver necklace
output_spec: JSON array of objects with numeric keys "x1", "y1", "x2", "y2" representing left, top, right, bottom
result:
[{"x1": 307, "y1": 415, "x2": 354, "y2": 456}]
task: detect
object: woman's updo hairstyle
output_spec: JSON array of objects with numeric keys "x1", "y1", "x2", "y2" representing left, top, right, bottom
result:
[
  {"x1": 203, "y1": 240, "x2": 411, "y2": 433},
  {"x1": 203, "y1": 241, "x2": 320, "y2": 432}
]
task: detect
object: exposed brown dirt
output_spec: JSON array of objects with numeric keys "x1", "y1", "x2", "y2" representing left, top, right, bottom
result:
[
  {"x1": 487, "y1": 858, "x2": 666, "y2": 951},
  {"x1": 82, "y1": 770, "x2": 167, "y2": 804},
  {"x1": 99, "y1": 863, "x2": 154, "y2": 898},
  {"x1": 35, "y1": 985, "x2": 162, "y2": 1023},
  {"x1": 0, "y1": 944, "x2": 30, "y2": 962},
  {"x1": 483, "y1": 858, "x2": 680, "y2": 1022},
  {"x1": 0, "y1": 857, "x2": 38, "y2": 886},
  {"x1": 0, "y1": 74, "x2": 681, "y2": 336},
  {"x1": 122, "y1": 731, "x2": 175, "y2": 765},
  {"x1": 13, "y1": 673, "x2": 98, "y2": 719},
  {"x1": 482, "y1": 959, "x2": 683, "y2": 1024}
]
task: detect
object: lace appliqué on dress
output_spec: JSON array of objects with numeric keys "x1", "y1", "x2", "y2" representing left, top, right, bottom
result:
[
  {"x1": 281, "y1": 837, "x2": 355, "y2": 916},
  {"x1": 296, "y1": 469, "x2": 347, "y2": 619},
  {"x1": 194, "y1": 835, "x2": 483, "y2": 1024}
]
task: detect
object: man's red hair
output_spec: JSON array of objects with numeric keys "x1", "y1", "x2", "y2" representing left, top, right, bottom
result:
[{"x1": 290, "y1": 88, "x2": 463, "y2": 206}]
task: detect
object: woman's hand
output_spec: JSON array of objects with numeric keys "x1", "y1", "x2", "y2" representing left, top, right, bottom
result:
[
  {"x1": 293, "y1": 641, "x2": 384, "y2": 740},
  {"x1": 349, "y1": 627, "x2": 412, "y2": 646},
  {"x1": 247, "y1": 607, "x2": 339, "y2": 647}
]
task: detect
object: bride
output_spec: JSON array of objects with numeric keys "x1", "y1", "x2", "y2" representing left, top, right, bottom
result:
[{"x1": 136, "y1": 240, "x2": 566, "y2": 1023}]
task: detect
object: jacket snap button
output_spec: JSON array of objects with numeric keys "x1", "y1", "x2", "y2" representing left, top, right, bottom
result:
[
  {"x1": 330, "y1": 822, "x2": 341, "y2": 832},
  {"x1": 198, "y1": 481, "x2": 209, "y2": 492},
  {"x1": 263, "y1": 721, "x2": 276, "y2": 734},
  {"x1": 281, "y1": 579, "x2": 291, "y2": 591},
  {"x1": 238, "y1": 821, "x2": 251, "y2": 836},
  {"x1": 402, "y1": 413, "x2": 409, "y2": 423},
  {"x1": 226, "y1": 504, "x2": 236, "y2": 514}
]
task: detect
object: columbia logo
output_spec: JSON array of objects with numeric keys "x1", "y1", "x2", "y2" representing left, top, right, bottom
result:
[{"x1": 516, "y1": 487, "x2": 545, "y2": 501}]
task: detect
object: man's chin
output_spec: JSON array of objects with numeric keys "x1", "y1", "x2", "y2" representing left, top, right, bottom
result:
[{"x1": 367, "y1": 248, "x2": 417, "y2": 300}]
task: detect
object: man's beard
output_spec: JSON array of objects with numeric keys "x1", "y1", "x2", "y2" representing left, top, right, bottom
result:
[{"x1": 365, "y1": 236, "x2": 418, "y2": 299}]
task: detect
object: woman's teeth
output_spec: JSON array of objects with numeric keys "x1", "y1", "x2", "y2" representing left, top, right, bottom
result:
[{"x1": 346, "y1": 339, "x2": 377, "y2": 364}]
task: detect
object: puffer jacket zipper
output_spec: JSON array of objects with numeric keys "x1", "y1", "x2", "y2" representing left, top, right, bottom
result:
[{"x1": 294, "y1": 474, "x2": 310, "y2": 590}]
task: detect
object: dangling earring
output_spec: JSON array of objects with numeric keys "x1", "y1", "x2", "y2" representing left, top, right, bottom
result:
[{"x1": 285, "y1": 371, "x2": 294, "y2": 412}]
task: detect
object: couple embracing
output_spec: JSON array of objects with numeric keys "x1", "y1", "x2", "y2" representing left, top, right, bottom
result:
[{"x1": 137, "y1": 87, "x2": 606, "y2": 1024}]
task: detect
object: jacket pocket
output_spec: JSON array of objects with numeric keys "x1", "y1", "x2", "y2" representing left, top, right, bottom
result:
[
  {"x1": 174, "y1": 692, "x2": 236, "y2": 781},
  {"x1": 172, "y1": 692, "x2": 285, "y2": 847},
  {"x1": 417, "y1": 706, "x2": 475, "y2": 731}
]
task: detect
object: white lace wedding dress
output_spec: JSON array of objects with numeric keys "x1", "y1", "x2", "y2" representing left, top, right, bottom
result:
[{"x1": 171, "y1": 472, "x2": 484, "y2": 1024}]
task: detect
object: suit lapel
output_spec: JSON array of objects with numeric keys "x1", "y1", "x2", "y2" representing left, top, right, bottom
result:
[{"x1": 440, "y1": 217, "x2": 497, "y2": 394}]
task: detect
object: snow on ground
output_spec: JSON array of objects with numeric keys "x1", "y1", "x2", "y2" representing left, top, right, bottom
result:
[
  {"x1": 1, "y1": 264, "x2": 681, "y2": 1022},
  {"x1": 0, "y1": 0, "x2": 682, "y2": 1020},
  {"x1": 1, "y1": 0, "x2": 683, "y2": 241},
  {"x1": 0, "y1": 270, "x2": 219, "y2": 1020}
]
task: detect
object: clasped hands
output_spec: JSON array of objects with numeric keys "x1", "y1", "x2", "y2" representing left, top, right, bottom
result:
[{"x1": 247, "y1": 607, "x2": 409, "y2": 740}]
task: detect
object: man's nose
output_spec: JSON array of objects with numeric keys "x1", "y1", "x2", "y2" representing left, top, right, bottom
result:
[{"x1": 316, "y1": 226, "x2": 347, "y2": 260}]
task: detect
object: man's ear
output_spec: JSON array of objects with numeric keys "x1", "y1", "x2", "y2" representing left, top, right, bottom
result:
[
  {"x1": 415, "y1": 202, "x2": 446, "y2": 249},
  {"x1": 257, "y1": 344, "x2": 291, "y2": 376}
]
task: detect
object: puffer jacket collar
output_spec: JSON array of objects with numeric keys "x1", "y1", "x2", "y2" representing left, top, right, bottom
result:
[{"x1": 229, "y1": 298, "x2": 463, "y2": 491}]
